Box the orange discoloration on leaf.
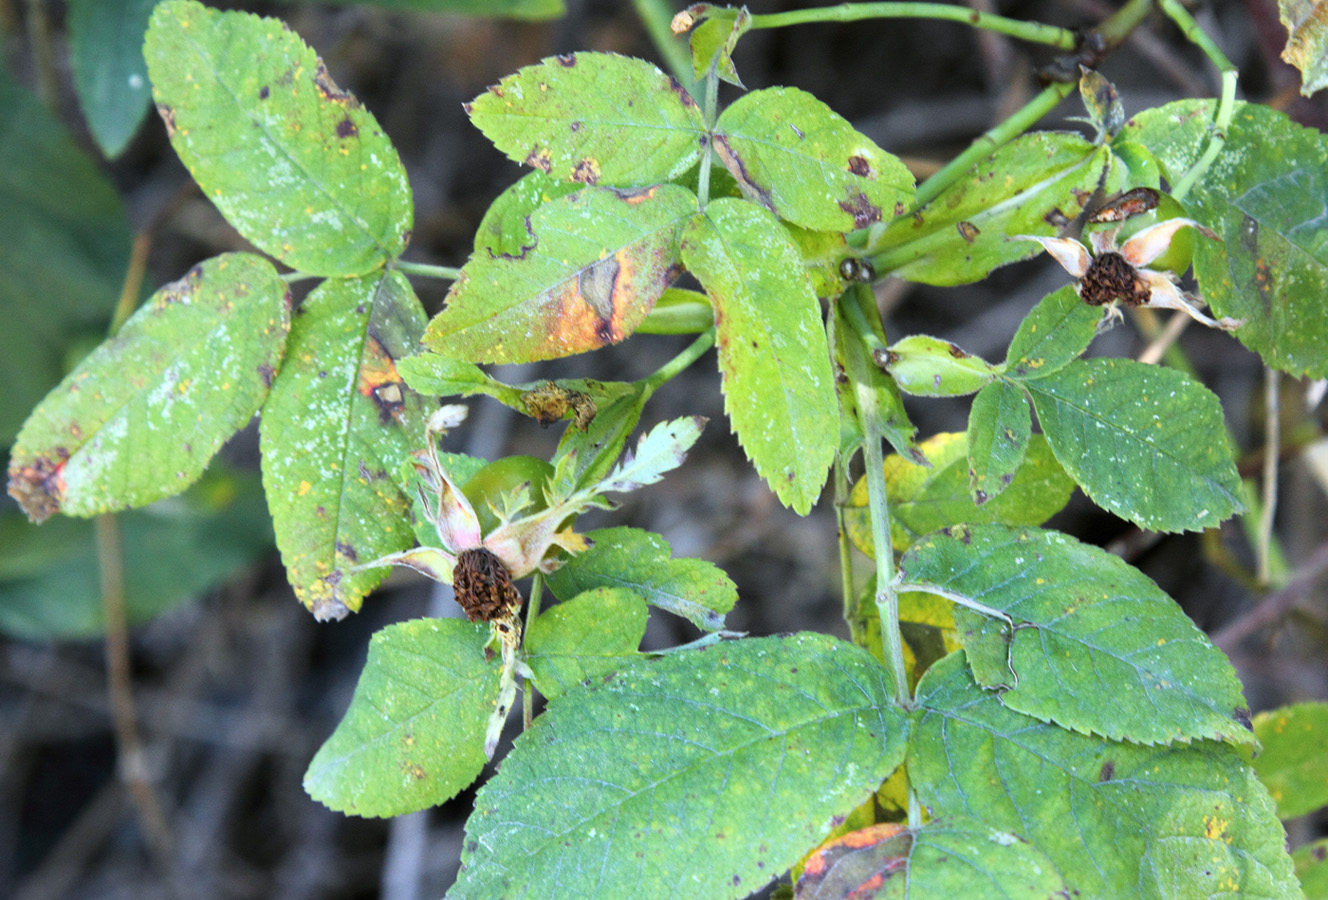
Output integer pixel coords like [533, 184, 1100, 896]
[357, 335, 408, 424]
[533, 252, 637, 354]
[797, 823, 910, 899]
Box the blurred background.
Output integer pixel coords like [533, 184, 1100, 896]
[2, 0, 1327, 897]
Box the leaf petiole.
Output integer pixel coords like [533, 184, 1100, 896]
[392, 259, 462, 281]
[641, 327, 717, 393]
[747, 3, 1077, 49]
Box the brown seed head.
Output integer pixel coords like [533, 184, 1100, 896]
[1080, 252, 1151, 307]
[453, 547, 522, 623]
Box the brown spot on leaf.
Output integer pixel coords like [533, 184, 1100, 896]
[668, 75, 697, 108]
[523, 381, 596, 430]
[1090, 187, 1159, 224]
[1044, 208, 1070, 229]
[838, 191, 882, 228]
[453, 548, 523, 623]
[712, 135, 773, 212]
[1099, 760, 1115, 782]
[462, 101, 474, 116]
[571, 157, 601, 185]
[258, 86, 270, 100]
[313, 61, 352, 103]
[157, 103, 176, 135]
[336, 117, 358, 139]
[6, 448, 70, 523]
[1081, 252, 1150, 307]
[556, 53, 577, 67]
[1234, 707, 1253, 730]
[947, 344, 970, 359]
[956, 221, 980, 243]
[847, 155, 872, 177]
[524, 147, 553, 173]
[258, 364, 276, 389]
[335, 541, 359, 563]
[1071, 188, 1092, 206]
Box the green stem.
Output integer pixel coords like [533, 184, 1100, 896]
[1258, 369, 1280, 585]
[1158, 0, 1238, 201]
[633, 0, 698, 96]
[522, 573, 544, 730]
[834, 453, 863, 643]
[840, 288, 910, 708]
[642, 327, 716, 392]
[885, 0, 1155, 216]
[749, 3, 1077, 49]
[1095, 0, 1156, 48]
[393, 260, 462, 281]
[861, 428, 909, 707]
[906, 81, 1076, 211]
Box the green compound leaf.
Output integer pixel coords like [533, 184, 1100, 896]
[1251, 702, 1328, 819]
[276, 0, 564, 19]
[144, 0, 412, 276]
[304, 618, 500, 818]
[448, 633, 907, 900]
[713, 87, 914, 232]
[966, 379, 1032, 504]
[68, 0, 156, 158]
[910, 653, 1302, 900]
[474, 170, 583, 257]
[845, 432, 1074, 555]
[1004, 285, 1101, 379]
[0, 73, 133, 445]
[901, 524, 1255, 746]
[1022, 358, 1244, 532]
[466, 52, 704, 188]
[544, 526, 736, 631]
[424, 184, 696, 364]
[794, 817, 1067, 900]
[1279, 0, 1328, 95]
[8, 254, 288, 523]
[1122, 100, 1328, 376]
[680, 198, 838, 515]
[526, 587, 648, 700]
[259, 271, 427, 621]
[0, 467, 271, 640]
[871, 135, 1111, 285]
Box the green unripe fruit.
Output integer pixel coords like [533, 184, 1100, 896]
[877, 335, 997, 397]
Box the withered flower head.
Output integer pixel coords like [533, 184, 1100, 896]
[1014, 218, 1243, 331]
